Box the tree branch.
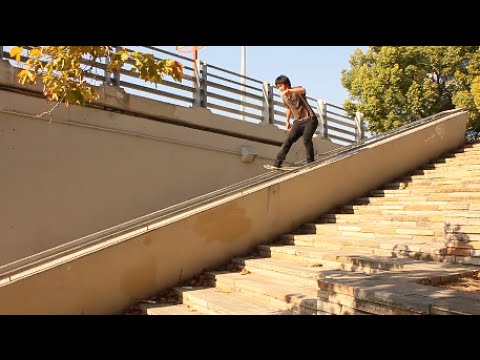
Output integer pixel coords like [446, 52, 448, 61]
[36, 100, 63, 123]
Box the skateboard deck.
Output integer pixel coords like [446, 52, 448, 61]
[263, 164, 300, 171]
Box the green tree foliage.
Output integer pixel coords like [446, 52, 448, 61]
[469, 50, 480, 123]
[9, 46, 183, 108]
[341, 46, 480, 137]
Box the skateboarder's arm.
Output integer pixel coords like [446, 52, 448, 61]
[285, 108, 292, 129]
[284, 86, 305, 96]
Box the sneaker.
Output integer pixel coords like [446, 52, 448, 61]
[273, 161, 282, 168]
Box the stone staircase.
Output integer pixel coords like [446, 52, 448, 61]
[129, 142, 480, 315]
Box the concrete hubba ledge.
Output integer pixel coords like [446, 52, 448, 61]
[0, 109, 469, 314]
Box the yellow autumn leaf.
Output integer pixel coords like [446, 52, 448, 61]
[30, 48, 42, 58]
[18, 69, 28, 78]
[120, 51, 129, 62]
[10, 46, 23, 62]
[26, 71, 36, 82]
[17, 69, 29, 84]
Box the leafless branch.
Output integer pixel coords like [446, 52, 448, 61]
[36, 100, 63, 123]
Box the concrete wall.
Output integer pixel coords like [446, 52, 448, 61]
[0, 110, 468, 314]
[0, 61, 339, 266]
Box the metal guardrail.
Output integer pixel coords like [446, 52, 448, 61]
[0, 46, 368, 145]
[0, 108, 464, 279]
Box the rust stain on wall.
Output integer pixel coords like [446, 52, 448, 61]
[194, 202, 251, 243]
[120, 252, 157, 298]
[266, 184, 279, 213]
[142, 234, 153, 246]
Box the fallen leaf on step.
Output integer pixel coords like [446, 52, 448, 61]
[138, 299, 156, 304]
[215, 289, 232, 294]
[240, 268, 251, 275]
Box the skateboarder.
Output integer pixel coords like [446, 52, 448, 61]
[270, 75, 319, 169]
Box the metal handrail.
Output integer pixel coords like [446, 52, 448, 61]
[0, 46, 364, 145]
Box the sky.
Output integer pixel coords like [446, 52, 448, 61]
[165, 46, 369, 108]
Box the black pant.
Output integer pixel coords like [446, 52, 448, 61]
[275, 118, 319, 166]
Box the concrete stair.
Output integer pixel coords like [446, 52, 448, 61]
[174, 286, 293, 315]
[139, 303, 201, 315]
[132, 141, 480, 315]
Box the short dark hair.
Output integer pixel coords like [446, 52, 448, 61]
[275, 75, 291, 87]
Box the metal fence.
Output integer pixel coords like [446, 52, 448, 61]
[0, 46, 368, 145]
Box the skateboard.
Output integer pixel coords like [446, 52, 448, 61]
[263, 164, 300, 171]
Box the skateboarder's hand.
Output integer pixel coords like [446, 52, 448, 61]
[286, 121, 291, 130]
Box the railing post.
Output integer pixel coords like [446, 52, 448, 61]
[104, 54, 111, 85]
[200, 62, 208, 108]
[240, 46, 246, 120]
[104, 46, 121, 86]
[355, 111, 365, 143]
[317, 99, 328, 138]
[112, 46, 121, 86]
[0, 46, 3, 61]
[262, 81, 274, 124]
[193, 59, 202, 107]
